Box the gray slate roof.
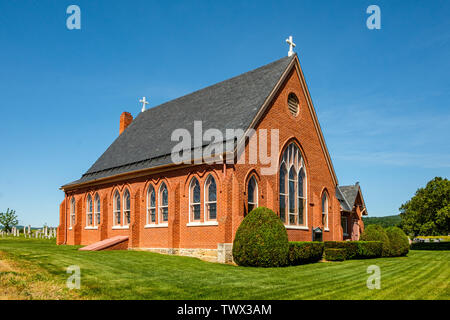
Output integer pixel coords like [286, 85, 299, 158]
[336, 186, 352, 212]
[337, 184, 367, 214]
[64, 55, 294, 187]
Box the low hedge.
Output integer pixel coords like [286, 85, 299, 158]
[288, 242, 324, 265]
[410, 242, 450, 251]
[325, 241, 383, 259]
[360, 225, 390, 256]
[325, 248, 346, 261]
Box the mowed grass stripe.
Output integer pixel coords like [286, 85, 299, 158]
[0, 238, 448, 300]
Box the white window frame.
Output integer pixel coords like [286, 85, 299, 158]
[189, 178, 201, 223]
[86, 194, 93, 227]
[113, 191, 121, 227]
[204, 175, 217, 222]
[123, 189, 131, 227]
[298, 168, 306, 226]
[288, 166, 297, 225]
[322, 193, 329, 231]
[69, 197, 75, 230]
[146, 185, 157, 225]
[247, 176, 258, 213]
[280, 143, 308, 230]
[94, 193, 100, 227]
[158, 183, 169, 226]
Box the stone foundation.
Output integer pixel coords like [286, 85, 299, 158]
[134, 243, 233, 263]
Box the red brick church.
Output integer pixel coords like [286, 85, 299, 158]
[57, 43, 367, 262]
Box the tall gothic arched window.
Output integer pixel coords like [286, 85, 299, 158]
[247, 176, 258, 214]
[205, 175, 217, 221]
[86, 194, 93, 227]
[113, 191, 121, 226]
[94, 193, 101, 226]
[322, 192, 329, 230]
[147, 185, 156, 224]
[159, 183, 169, 223]
[279, 143, 307, 226]
[70, 197, 76, 228]
[189, 178, 201, 221]
[123, 189, 131, 226]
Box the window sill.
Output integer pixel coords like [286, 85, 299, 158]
[186, 221, 218, 227]
[285, 225, 309, 230]
[68, 227, 73, 230]
[84, 226, 98, 230]
[112, 226, 129, 230]
[144, 223, 168, 228]
[324, 228, 330, 232]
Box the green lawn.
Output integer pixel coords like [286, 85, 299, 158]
[0, 238, 448, 300]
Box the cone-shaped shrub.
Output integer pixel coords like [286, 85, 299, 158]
[360, 224, 390, 256]
[385, 227, 409, 257]
[232, 207, 289, 267]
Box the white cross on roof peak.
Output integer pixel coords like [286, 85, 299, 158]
[140, 96, 149, 112]
[286, 35, 296, 57]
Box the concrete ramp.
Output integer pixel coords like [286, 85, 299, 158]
[78, 236, 129, 251]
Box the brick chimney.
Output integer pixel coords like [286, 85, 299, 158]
[119, 112, 133, 135]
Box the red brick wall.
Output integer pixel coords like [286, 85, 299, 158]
[60, 61, 344, 248]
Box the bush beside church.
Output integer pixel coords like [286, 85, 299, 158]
[232, 208, 411, 267]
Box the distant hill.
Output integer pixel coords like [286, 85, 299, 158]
[362, 215, 401, 228]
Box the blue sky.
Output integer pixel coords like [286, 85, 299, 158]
[0, 1, 449, 227]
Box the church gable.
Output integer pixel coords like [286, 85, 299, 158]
[248, 55, 338, 187]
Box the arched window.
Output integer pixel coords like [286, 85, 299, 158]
[189, 178, 201, 221]
[113, 191, 121, 226]
[86, 194, 93, 227]
[322, 193, 329, 230]
[279, 164, 287, 223]
[247, 176, 258, 213]
[298, 169, 306, 225]
[279, 143, 307, 226]
[147, 185, 156, 224]
[288, 93, 299, 116]
[123, 189, 131, 226]
[70, 197, 76, 228]
[159, 183, 168, 223]
[288, 167, 297, 224]
[205, 175, 217, 221]
[94, 194, 101, 226]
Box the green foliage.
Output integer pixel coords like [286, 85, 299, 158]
[324, 241, 383, 259]
[410, 242, 450, 250]
[0, 208, 19, 232]
[287, 242, 324, 265]
[360, 224, 390, 256]
[232, 207, 289, 267]
[385, 227, 410, 257]
[362, 215, 401, 228]
[325, 248, 346, 261]
[399, 177, 450, 237]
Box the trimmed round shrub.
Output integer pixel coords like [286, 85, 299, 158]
[385, 227, 409, 257]
[360, 225, 390, 256]
[288, 242, 324, 265]
[232, 207, 288, 267]
[325, 248, 346, 261]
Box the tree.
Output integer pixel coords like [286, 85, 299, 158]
[0, 208, 19, 232]
[399, 177, 450, 237]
